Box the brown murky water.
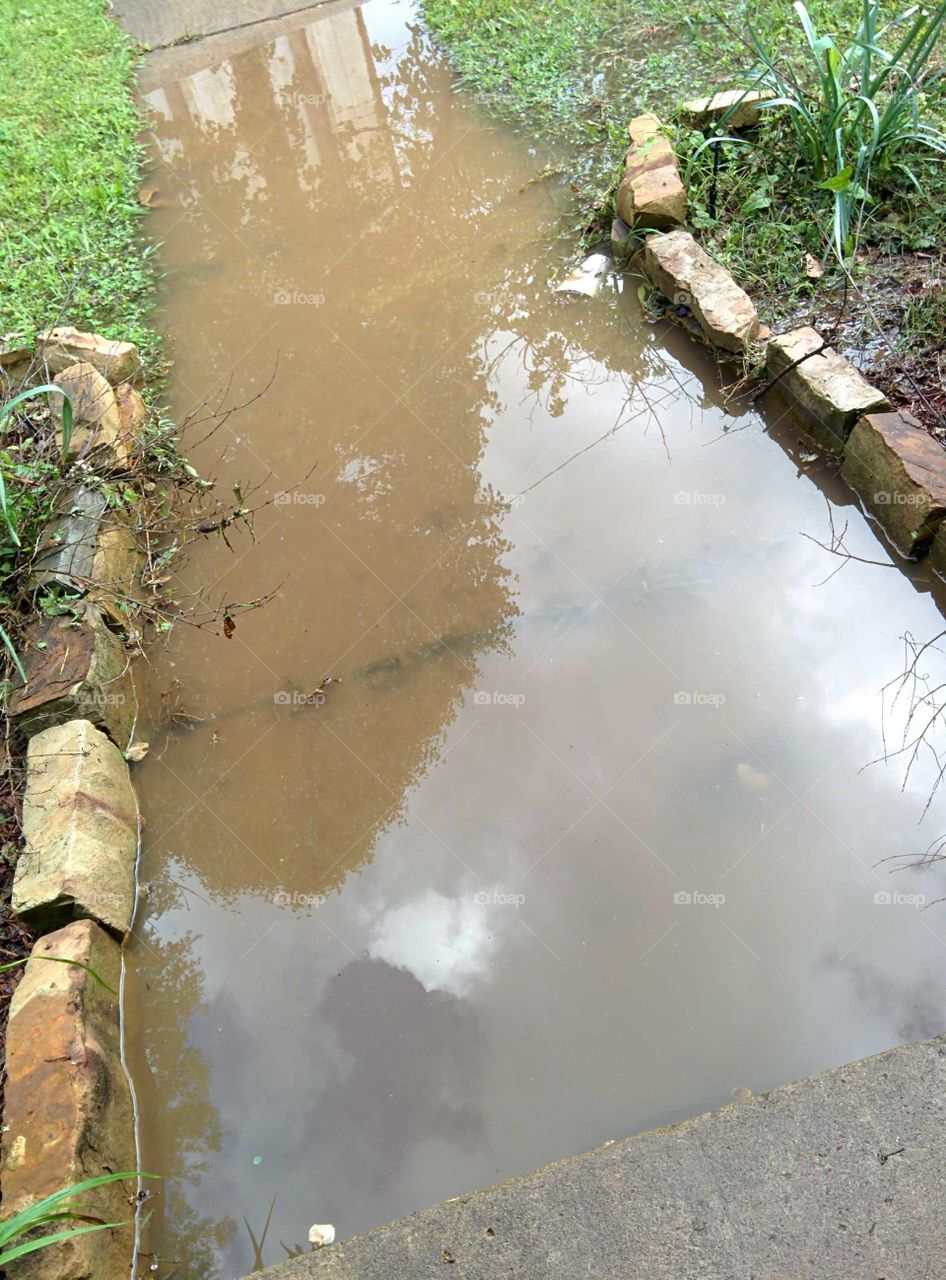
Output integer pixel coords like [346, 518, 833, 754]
[126, 2, 946, 1276]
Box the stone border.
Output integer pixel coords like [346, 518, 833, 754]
[1, 329, 149, 1280]
[611, 109, 946, 571]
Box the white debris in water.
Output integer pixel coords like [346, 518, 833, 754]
[308, 1224, 335, 1248]
[555, 252, 610, 298]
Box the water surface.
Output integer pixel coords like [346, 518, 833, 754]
[126, 3, 946, 1275]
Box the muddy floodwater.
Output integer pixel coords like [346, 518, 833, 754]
[126, 2, 946, 1275]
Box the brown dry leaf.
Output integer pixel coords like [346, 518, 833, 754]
[223, 614, 235, 639]
[137, 185, 172, 208]
[805, 253, 825, 279]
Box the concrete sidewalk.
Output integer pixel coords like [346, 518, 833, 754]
[112, 0, 344, 49]
[253, 1033, 946, 1279]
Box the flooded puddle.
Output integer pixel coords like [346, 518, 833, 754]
[126, 2, 946, 1275]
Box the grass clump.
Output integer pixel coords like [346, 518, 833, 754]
[0, 0, 156, 359]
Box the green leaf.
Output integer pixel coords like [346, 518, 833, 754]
[819, 167, 854, 192]
[740, 189, 773, 215]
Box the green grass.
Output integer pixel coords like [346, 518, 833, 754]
[0, 0, 156, 359]
[422, 0, 632, 129]
[420, 0, 906, 150]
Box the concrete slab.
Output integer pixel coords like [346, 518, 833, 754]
[252, 1033, 946, 1280]
[121, 0, 360, 94]
[113, 0, 346, 51]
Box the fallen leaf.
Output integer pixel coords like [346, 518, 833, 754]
[805, 252, 825, 279]
[124, 742, 150, 763]
[137, 185, 171, 208]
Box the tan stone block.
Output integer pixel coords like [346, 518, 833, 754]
[8, 605, 135, 747]
[36, 326, 140, 385]
[842, 410, 946, 557]
[767, 327, 889, 450]
[114, 382, 147, 437]
[34, 487, 141, 606]
[1, 921, 136, 1280]
[680, 88, 773, 130]
[51, 363, 129, 468]
[615, 115, 687, 230]
[13, 720, 138, 936]
[643, 229, 759, 351]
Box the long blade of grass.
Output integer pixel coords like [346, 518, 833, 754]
[0, 466, 19, 547]
[0, 622, 26, 682]
[0, 1173, 156, 1239]
[0, 1221, 126, 1266]
[0, 955, 117, 995]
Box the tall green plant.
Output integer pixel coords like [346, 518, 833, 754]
[748, 0, 946, 257]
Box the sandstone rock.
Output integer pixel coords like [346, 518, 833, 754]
[1, 920, 136, 1280]
[8, 605, 135, 747]
[91, 521, 141, 606]
[0, 337, 32, 368]
[34, 487, 140, 605]
[615, 115, 687, 230]
[0, 337, 32, 393]
[766, 327, 889, 450]
[680, 88, 772, 130]
[628, 112, 676, 154]
[51, 363, 129, 468]
[36, 326, 140, 385]
[928, 523, 946, 581]
[643, 229, 759, 351]
[841, 410, 946, 557]
[114, 382, 147, 436]
[13, 720, 138, 936]
[34, 486, 108, 589]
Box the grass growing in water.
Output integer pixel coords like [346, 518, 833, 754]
[0, 0, 156, 357]
[421, 0, 632, 129]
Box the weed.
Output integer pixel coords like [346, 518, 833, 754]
[745, 0, 946, 258]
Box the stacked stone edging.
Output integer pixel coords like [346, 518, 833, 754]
[613, 102, 946, 571]
[1, 329, 148, 1280]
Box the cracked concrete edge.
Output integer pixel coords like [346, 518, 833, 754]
[252, 1031, 946, 1280]
[118, 0, 359, 91]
